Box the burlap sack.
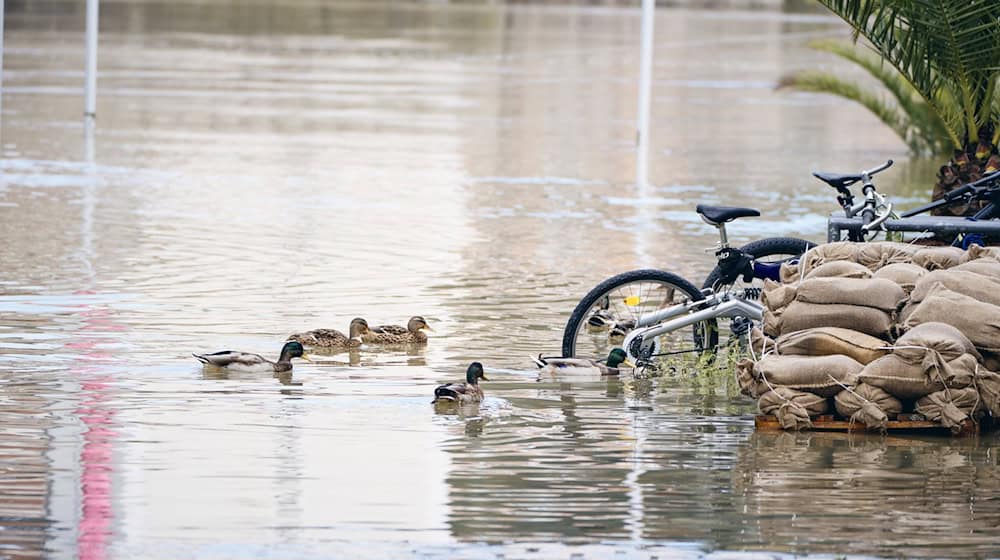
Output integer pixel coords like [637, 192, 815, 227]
[794, 277, 905, 312]
[872, 263, 926, 295]
[774, 327, 888, 365]
[803, 260, 872, 280]
[735, 357, 766, 398]
[779, 261, 800, 284]
[761, 279, 797, 311]
[952, 258, 1000, 278]
[893, 322, 979, 363]
[856, 242, 921, 271]
[754, 354, 862, 397]
[834, 383, 903, 431]
[913, 246, 965, 270]
[799, 242, 859, 278]
[899, 301, 918, 324]
[910, 269, 1000, 307]
[758, 386, 829, 431]
[959, 244, 1000, 263]
[857, 354, 945, 399]
[903, 284, 1000, 353]
[915, 387, 980, 432]
[778, 301, 894, 338]
[748, 327, 775, 360]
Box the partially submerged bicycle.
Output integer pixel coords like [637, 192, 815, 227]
[561, 205, 813, 364]
[561, 160, 1000, 365]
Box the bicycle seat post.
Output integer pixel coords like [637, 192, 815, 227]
[716, 221, 731, 250]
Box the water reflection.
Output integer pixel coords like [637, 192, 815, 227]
[2, 0, 991, 558]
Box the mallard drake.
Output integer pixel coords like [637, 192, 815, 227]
[432, 362, 488, 404]
[532, 348, 635, 377]
[366, 316, 433, 345]
[193, 341, 311, 373]
[288, 318, 371, 348]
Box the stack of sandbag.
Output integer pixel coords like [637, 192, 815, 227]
[747, 241, 1000, 432]
[762, 276, 906, 339]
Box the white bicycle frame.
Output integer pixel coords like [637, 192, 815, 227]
[621, 289, 763, 362]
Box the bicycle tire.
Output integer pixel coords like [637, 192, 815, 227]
[701, 237, 816, 290]
[700, 237, 816, 349]
[561, 269, 708, 359]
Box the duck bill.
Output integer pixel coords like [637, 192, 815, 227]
[300, 354, 313, 362]
[422, 325, 435, 332]
[623, 360, 636, 368]
[481, 375, 489, 381]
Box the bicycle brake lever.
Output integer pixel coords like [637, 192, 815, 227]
[862, 202, 893, 232]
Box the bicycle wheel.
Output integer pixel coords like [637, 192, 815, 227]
[701, 237, 816, 347]
[561, 269, 711, 361]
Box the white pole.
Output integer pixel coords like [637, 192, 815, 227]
[1, 0, 6, 126]
[635, 0, 655, 187]
[84, 0, 98, 119]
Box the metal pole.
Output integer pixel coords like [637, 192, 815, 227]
[635, 0, 655, 187]
[1, 0, 6, 127]
[84, 0, 98, 119]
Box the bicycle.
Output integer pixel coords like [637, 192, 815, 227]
[561, 205, 814, 363]
[819, 160, 1000, 245]
[561, 162, 1000, 364]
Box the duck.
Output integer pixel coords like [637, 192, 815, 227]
[431, 362, 488, 404]
[532, 348, 635, 377]
[193, 341, 311, 373]
[366, 316, 433, 345]
[288, 318, 371, 348]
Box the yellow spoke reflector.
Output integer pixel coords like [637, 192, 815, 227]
[623, 296, 641, 306]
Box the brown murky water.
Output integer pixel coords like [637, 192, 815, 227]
[1, 1, 997, 558]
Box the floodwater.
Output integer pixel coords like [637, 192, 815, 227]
[1, 1, 997, 558]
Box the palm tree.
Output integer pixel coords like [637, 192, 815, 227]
[780, 0, 1000, 215]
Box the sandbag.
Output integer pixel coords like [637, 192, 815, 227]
[777, 301, 894, 338]
[795, 277, 905, 312]
[856, 242, 921, 271]
[761, 279, 797, 311]
[912, 246, 965, 270]
[799, 242, 859, 278]
[959, 244, 1000, 263]
[872, 263, 926, 295]
[903, 284, 1000, 353]
[735, 357, 766, 398]
[748, 327, 774, 360]
[858, 351, 976, 399]
[893, 322, 979, 363]
[803, 260, 872, 280]
[758, 387, 829, 431]
[779, 261, 800, 284]
[834, 383, 903, 431]
[952, 258, 1000, 278]
[915, 387, 980, 432]
[773, 327, 888, 365]
[753, 354, 862, 397]
[910, 269, 1000, 307]
[857, 354, 945, 399]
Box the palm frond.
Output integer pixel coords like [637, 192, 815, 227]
[816, 0, 1000, 145]
[806, 39, 955, 153]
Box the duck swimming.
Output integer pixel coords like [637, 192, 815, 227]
[366, 316, 433, 345]
[288, 318, 371, 348]
[193, 341, 311, 373]
[432, 362, 488, 404]
[532, 348, 635, 377]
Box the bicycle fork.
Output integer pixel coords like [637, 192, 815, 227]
[621, 294, 763, 362]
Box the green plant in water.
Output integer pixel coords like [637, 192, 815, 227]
[780, 0, 1000, 215]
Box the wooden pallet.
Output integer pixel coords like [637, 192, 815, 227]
[754, 414, 981, 437]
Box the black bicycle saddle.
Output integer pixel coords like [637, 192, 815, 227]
[695, 205, 760, 226]
[812, 171, 862, 190]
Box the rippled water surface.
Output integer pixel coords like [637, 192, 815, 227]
[2, 1, 998, 558]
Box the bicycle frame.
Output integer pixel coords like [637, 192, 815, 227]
[622, 288, 763, 361]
